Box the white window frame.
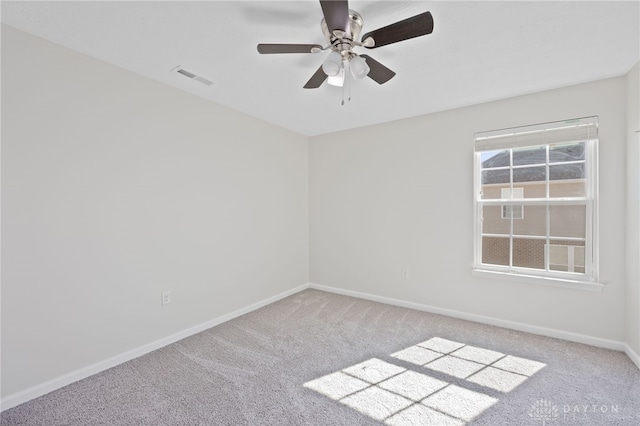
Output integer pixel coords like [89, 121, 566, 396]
[472, 117, 602, 291]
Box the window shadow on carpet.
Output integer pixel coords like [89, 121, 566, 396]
[304, 337, 546, 425]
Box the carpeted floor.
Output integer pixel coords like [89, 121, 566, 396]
[2, 289, 639, 425]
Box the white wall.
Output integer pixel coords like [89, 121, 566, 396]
[626, 62, 640, 355]
[1, 25, 308, 398]
[310, 76, 628, 342]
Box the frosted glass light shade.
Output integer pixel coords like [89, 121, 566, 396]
[350, 55, 370, 79]
[322, 51, 343, 77]
[327, 67, 345, 87]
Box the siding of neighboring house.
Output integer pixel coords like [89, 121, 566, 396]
[481, 179, 587, 272]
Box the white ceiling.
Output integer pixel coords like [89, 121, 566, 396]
[2, 1, 639, 136]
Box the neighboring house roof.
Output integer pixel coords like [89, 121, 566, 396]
[482, 144, 585, 184]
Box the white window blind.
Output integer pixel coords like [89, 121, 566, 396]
[475, 117, 598, 151]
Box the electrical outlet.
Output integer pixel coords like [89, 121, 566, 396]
[161, 291, 172, 305]
[401, 268, 410, 279]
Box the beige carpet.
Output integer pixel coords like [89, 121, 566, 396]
[2, 289, 639, 425]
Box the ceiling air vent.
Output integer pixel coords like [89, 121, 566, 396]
[172, 65, 213, 87]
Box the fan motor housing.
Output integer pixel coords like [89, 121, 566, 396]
[321, 10, 364, 56]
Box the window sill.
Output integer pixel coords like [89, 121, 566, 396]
[472, 268, 604, 292]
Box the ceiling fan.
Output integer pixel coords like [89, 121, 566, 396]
[256, 1, 434, 90]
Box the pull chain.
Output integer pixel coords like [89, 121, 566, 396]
[342, 61, 351, 106]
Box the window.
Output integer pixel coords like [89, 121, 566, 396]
[501, 205, 523, 220]
[473, 117, 598, 285]
[501, 188, 524, 219]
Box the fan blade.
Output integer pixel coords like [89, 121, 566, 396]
[303, 66, 327, 89]
[360, 55, 395, 84]
[319, 0, 349, 34]
[257, 44, 323, 54]
[361, 11, 434, 49]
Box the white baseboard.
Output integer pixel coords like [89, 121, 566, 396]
[624, 343, 640, 370]
[309, 283, 629, 353]
[1, 283, 310, 412]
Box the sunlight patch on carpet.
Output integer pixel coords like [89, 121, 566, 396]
[417, 337, 465, 354]
[467, 366, 529, 392]
[341, 386, 414, 421]
[343, 358, 406, 384]
[391, 346, 442, 365]
[426, 355, 485, 379]
[303, 371, 369, 400]
[422, 384, 498, 422]
[386, 403, 465, 426]
[304, 337, 546, 424]
[492, 355, 546, 376]
[451, 345, 505, 365]
[378, 371, 448, 401]
[392, 337, 547, 392]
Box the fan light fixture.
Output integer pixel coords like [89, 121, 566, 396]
[322, 51, 342, 76]
[349, 55, 370, 79]
[323, 54, 370, 87]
